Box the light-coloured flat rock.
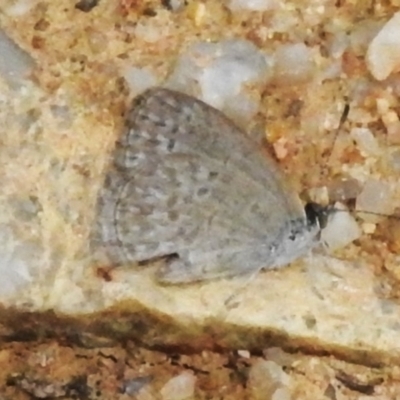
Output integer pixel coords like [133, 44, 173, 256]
[1, 0, 400, 371]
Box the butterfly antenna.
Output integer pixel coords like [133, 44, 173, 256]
[350, 208, 400, 221]
[324, 101, 350, 166]
[325, 204, 400, 225]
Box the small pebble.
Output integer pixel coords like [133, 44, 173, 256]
[160, 371, 196, 400]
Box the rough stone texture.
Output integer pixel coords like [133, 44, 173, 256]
[1, 341, 398, 399]
[1, 2, 400, 397]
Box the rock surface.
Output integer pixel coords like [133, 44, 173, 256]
[1, 2, 400, 394]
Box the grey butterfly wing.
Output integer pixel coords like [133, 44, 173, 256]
[92, 88, 307, 282]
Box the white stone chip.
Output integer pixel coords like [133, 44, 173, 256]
[248, 360, 291, 400]
[356, 180, 394, 222]
[321, 205, 362, 251]
[0, 29, 35, 88]
[238, 349, 251, 358]
[0, 225, 34, 297]
[226, 0, 279, 12]
[122, 66, 158, 95]
[350, 127, 381, 157]
[160, 371, 196, 400]
[366, 12, 400, 81]
[273, 43, 315, 84]
[166, 39, 272, 124]
[3, 0, 37, 16]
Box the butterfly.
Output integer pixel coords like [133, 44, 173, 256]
[91, 88, 324, 284]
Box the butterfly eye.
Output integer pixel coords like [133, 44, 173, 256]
[304, 202, 331, 230]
